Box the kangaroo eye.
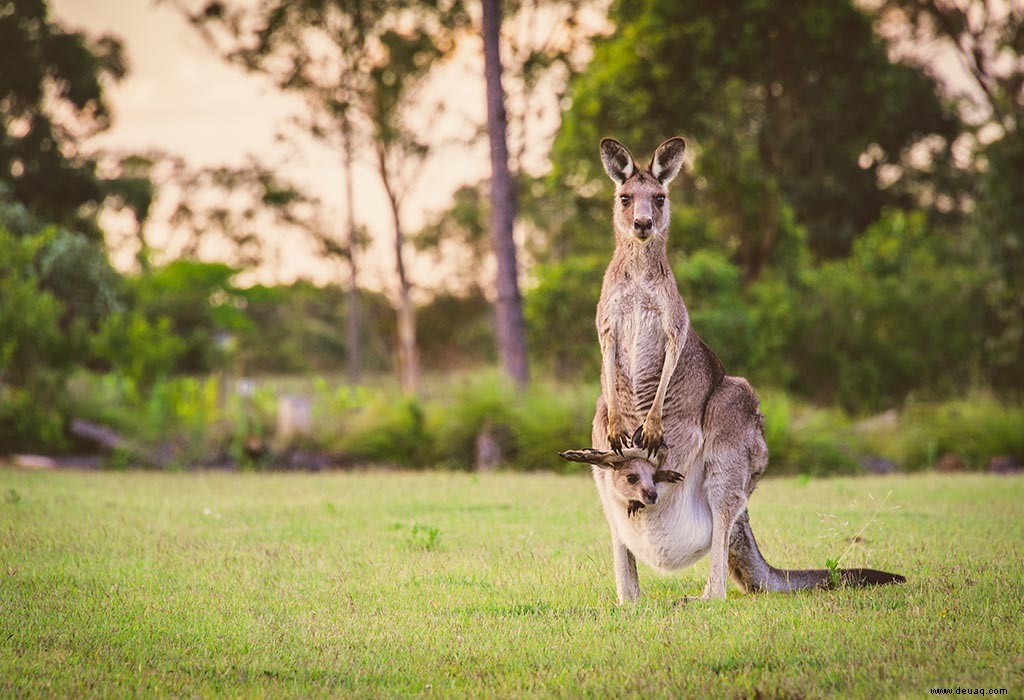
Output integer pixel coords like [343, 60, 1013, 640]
[626, 474, 639, 484]
[654, 195, 666, 207]
[619, 195, 632, 206]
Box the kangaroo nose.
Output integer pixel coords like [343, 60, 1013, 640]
[642, 488, 657, 504]
[633, 217, 653, 234]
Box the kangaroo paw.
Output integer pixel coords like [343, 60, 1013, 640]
[608, 425, 631, 455]
[632, 423, 665, 458]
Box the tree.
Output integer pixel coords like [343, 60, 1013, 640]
[176, 0, 370, 383]
[551, 0, 956, 278]
[482, 0, 529, 387]
[877, 0, 1024, 392]
[0, 0, 126, 235]
[178, 0, 469, 393]
[0, 226, 74, 449]
[413, 1, 600, 381]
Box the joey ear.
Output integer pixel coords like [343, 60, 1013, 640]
[650, 137, 686, 184]
[559, 448, 617, 468]
[600, 138, 637, 184]
[654, 470, 684, 483]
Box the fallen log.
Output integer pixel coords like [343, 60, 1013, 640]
[70, 419, 175, 468]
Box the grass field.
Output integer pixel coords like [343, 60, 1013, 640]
[1, 468, 1022, 698]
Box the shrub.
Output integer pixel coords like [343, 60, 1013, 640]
[672, 249, 757, 375]
[509, 380, 597, 473]
[785, 210, 984, 412]
[337, 394, 432, 468]
[0, 228, 83, 451]
[759, 391, 861, 476]
[427, 370, 517, 469]
[524, 255, 604, 379]
[857, 395, 1024, 471]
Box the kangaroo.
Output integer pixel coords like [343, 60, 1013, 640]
[560, 137, 905, 603]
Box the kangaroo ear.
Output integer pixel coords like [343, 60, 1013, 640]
[650, 137, 686, 184]
[654, 470, 684, 483]
[559, 448, 617, 469]
[600, 138, 637, 185]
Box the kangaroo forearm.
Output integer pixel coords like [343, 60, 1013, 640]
[647, 334, 683, 425]
[600, 336, 620, 421]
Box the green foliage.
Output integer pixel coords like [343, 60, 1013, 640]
[552, 0, 955, 268]
[337, 395, 432, 468]
[857, 396, 1024, 472]
[788, 210, 983, 411]
[972, 135, 1024, 393]
[0, 0, 125, 232]
[0, 227, 77, 450]
[671, 250, 756, 374]
[416, 292, 495, 370]
[524, 254, 604, 378]
[405, 522, 442, 551]
[825, 557, 841, 588]
[239, 283, 394, 375]
[0, 229, 70, 383]
[70, 372, 279, 467]
[758, 391, 861, 476]
[130, 260, 248, 373]
[0, 223, 127, 451]
[508, 380, 597, 474]
[428, 370, 518, 469]
[34, 227, 124, 327]
[92, 312, 184, 390]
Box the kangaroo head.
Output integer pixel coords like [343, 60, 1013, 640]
[599, 137, 686, 244]
[559, 446, 684, 515]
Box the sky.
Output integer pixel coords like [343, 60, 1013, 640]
[49, 0, 495, 291]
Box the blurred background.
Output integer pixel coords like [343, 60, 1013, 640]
[1, 0, 1021, 474]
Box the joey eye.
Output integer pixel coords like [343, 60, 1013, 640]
[654, 194, 666, 207]
[619, 195, 632, 206]
[626, 474, 639, 484]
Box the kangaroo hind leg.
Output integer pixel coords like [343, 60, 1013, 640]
[700, 454, 749, 600]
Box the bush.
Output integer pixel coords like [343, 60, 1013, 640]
[92, 312, 185, 391]
[785, 210, 984, 412]
[758, 391, 862, 476]
[672, 249, 757, 375]
[337, 395, 432, 468]
[524, 255, 604, 379]
[131, 260, 249, 373]
[427, 370, 518, 469]
[0, 227, 83, 451]
[509, 380, 597, 473]
[857, 395, 1024, 471]
[417, 292, 495, 371]
[58, 366, 1024, 475]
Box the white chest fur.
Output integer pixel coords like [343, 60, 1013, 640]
[597, 466, 713, 573]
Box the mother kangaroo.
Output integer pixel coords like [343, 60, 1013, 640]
[560, 137, 904, 603]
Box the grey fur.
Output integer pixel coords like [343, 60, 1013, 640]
[564, 137, 905, 604]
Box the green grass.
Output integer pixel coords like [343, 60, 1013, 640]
[1, 469, 1021, 698]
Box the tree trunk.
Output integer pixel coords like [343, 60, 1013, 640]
[341, 114, 362, 384]
[377, 146, 419, 394]
[481, 0, 529, 388]
[744, 81, 782, 283]
[392, 211, 419, 395]
[135, 220, 151, 273]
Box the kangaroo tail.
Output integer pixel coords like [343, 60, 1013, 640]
[727, 510, 906, 593]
